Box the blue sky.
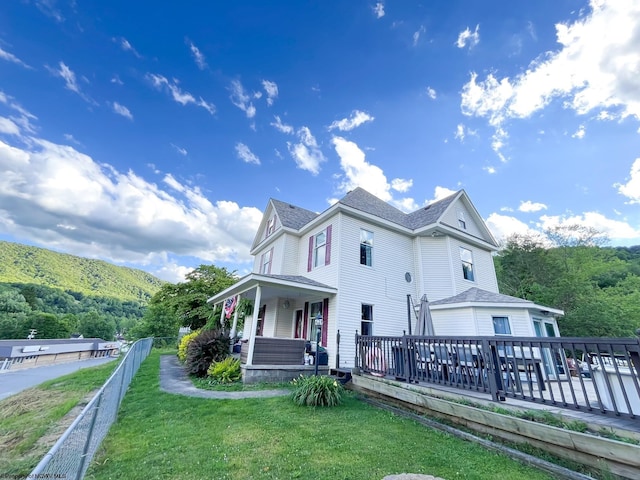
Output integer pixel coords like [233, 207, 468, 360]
[1, 0, 639, 282]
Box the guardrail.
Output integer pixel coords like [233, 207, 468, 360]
[356, 334, 640, 420]
[29, 337, 154, 480]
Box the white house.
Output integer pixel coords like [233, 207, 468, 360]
[207, 187, 562, 373]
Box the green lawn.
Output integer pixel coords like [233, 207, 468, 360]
[86, 351, 556, 480]
[0, 359, 119, 477]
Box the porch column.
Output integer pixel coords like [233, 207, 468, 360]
[218, 302, 225, 327]
[246, 284, 261, 366]
[230, 299, 240, 339]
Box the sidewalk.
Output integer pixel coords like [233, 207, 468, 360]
[159, 354, 290, 399]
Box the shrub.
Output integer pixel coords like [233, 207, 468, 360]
[178, 330, 200, 362]
[185, 329, 230, 377]
[207, 356, 242, 383]
[291, 375, 343, 407]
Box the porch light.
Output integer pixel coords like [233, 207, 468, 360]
[314, 313, 323, 376]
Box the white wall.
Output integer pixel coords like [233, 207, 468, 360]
[447, 237, 499, 295]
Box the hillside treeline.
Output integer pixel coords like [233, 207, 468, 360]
[494, 228, 640, 338]
[0, 241, 164, 302]
[0, 283, 148, 340]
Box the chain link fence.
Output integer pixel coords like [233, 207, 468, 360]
[29, 337, 154, 480]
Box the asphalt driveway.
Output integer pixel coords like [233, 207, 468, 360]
[0, 356, 117, 401]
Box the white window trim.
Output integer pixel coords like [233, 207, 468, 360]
[360, 229, 373, 267]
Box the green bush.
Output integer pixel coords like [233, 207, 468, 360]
[178, 330, 200, 362]
[207, 356, 242, 383]
[291, 375, 343, 407]
[185, 329, 230, 377]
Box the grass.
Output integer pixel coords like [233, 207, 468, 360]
[0, 359, 120, 477]
[86, 350, 557, 480]
[190, 375, 292, 392]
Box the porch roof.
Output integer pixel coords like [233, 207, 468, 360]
[207, 273, 337, 306]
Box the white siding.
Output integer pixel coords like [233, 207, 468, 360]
[274, 300, 296, 337]
[473, 307, 532, 337]
[441, 198, 485, 239]
[280, 233, 299, 275]
[296, 216, 339, 287]
[334, 213, 417, 369]
[418, 236, 455, 301]
[430, 307, 477, 335]
[448, 237, 499, 295]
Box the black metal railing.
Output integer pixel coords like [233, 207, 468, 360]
[356, 333, 640, 420]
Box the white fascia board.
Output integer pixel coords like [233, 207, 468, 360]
[430, 302, 563, 316]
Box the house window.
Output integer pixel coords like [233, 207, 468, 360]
[361, 304, 373, 335]
[266, 216, 276, 237]
[260, 249, 272, 274]
[314, 231, 326, 267]
[307, 225, 332, 271]
[360, 229, 373, 266]
[492, 316, 512, 335]
[460, 247, 475, 281]
[309, 301, 323, 342]
[458, 210, 466, 230]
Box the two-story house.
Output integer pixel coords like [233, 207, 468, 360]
[207, 187, 562, 377]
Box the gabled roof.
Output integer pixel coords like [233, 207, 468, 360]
[271, 199, 319, 229]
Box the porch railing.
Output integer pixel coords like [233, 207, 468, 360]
[355, 334, 640, 420]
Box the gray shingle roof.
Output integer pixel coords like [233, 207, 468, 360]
[338, 187, 461, 229]
[271, 199, 319, 229]
[430, 287, 534, 306]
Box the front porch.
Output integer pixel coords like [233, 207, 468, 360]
[208, 273, 338, 383]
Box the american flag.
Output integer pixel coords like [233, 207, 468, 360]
[224, 296, 238, 319]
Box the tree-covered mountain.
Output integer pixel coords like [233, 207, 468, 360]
[0, 241, 166, 340]
[0, 241, 164, 302]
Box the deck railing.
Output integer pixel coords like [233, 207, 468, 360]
[356, 334, 640, 420]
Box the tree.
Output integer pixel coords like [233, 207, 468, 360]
[78, 311, 116, 340]
[150, 265, 238, 329]
[128, 303, 179, 339]
[28, 312, 71, 339]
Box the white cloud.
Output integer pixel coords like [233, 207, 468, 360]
[373, 2, 385, 18]
[431, 186, 458, 202]
[454, 124, 465, 141]
[0, 46, 32, 69]
[572, 124, 586, 139]
[112, 102, 133, 120]
[270, 115, 294, 134]
[262, 80, 278, 106]
[63, 133, 82, 146]
[48, 62, 95, 104]
[0, 135, 263, 273]
[153, 262, 194, 283]
[115, 37, 141, 58]
[486, 213, 538, 243]
[615, 158, 640, 204]
[328, 110, 375, 131]
[391, 178, 412, 193]
[229, 80, 256, 118]
[187, 40, 207, 70]
[456, 24, 480, 49]
[483, 166, 496, 174]
[0, 117, 20, 135]
[147, 73, 215, 114]
[519, 200, 548, 213]
[538, 212, 640, 241]
[413, 26, 426, 46]
[288, 127, 326, 174]
[461, 2, 640, 160]
[111, 75, 123, 85]
[235, 142, 261, 165]
[332, 136, 392, 201]
[170, 143, 187, 156]
[426, 87, 437, 100]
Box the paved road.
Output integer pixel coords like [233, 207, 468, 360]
[0, 357, 117, 401]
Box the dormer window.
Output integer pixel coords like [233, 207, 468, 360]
[458, 210, 466, 230]
[266, 216, 276, 238]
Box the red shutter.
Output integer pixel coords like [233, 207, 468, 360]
[303, 302, 309, 339]
[307, 236, 313, 272]
[325, 225, 332, 265]
[321, 298, 329, 346]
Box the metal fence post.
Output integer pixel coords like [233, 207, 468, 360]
[402, 334, 410, 384]
[75, 391, 103, 480]
[482, 338, 504, 402]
